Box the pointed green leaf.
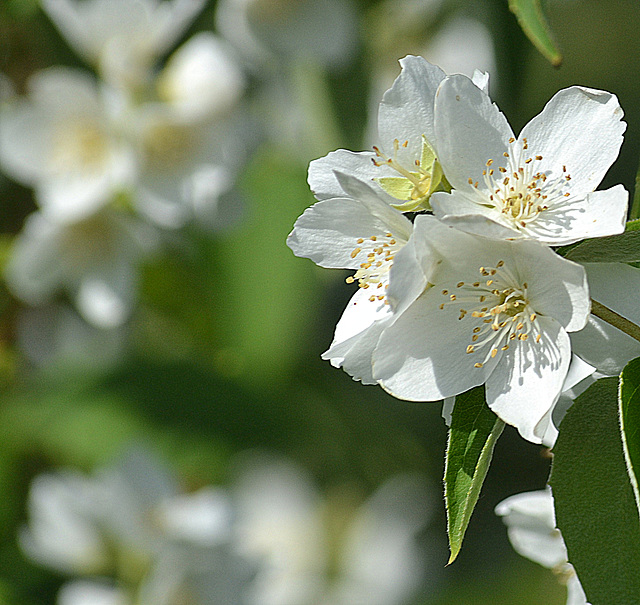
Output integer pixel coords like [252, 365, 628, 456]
[564, 228, 640, 263]
[508, 0, 562, 66]
[550, 378, 640, 603]
[444, 387, 505, 563]
[620, 356, 640, 512]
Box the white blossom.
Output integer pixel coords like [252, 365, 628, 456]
[308, 55, 488, 212]
[5, 210, 155, 328]
[496, 489, 589, 605]
[430, 75, 628, 245]
[372, 216, 590, 443]
[41, 0, 206, 90]
[0, 68, 134, 223]
[287, 173, 413, 383]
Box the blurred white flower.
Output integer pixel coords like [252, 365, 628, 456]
[216, 0, 357, 70]
[5, 209, 155, 328]
[41, 0, 206, 90]
[20, 472, 111, 576]
[0, 68, 135, 224]
[233, 453, 433, 605]
[130, 33, 246, 228]
[495, 489, 589, 605]
[57, 580, 130, 605]
[16, 304, 126, 369]
[420, 15, 496, 80]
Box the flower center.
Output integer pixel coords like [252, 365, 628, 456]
[51, 120, 109, 173]
[372, 137, 449, 212]
[469, 137, 573, 230]
[347, 232, 403, 303]
[439, 260, 543, 367]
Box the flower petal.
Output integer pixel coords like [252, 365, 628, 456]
[486, 318, 571, 444]
[570, 262, 640, 375]
[434, 74, 513, 193]
[322, 288, 392, 384]
[373, 287, 498, 401]
[287, 176, 412, 269]
[377, 56, 445, 154]
[510, 240, 589, 332]
[525, 185, 627, 245]
[308, 149, 395, 202]
[519, 86, 626, 197]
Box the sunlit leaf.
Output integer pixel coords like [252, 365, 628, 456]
[550, 378, 640, 603]
[509, 0, 562, 66]
[620, 356, 640, 511]
[444, 387, 505, 563]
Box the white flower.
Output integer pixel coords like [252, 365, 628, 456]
[287, 173, 414, 383]
[41, 0, 206, 90]
[373, 216, 590, 444]
[130, 33, 246, 228]
[0, 68, 134, 223]
[570, 262, 640, 376]
[430, 75, 628, 245]
[495, 489, 589, 605]
[308, 56, 488, 212]
[57, 581, 130, 605]
[155, 32, 246, 124]
[19, 472, 111, 575]
[319, 474, 432, 605]
[5, 209, 155, 328]
[215, 0, 357, 70]
[233, 454, 433, 605]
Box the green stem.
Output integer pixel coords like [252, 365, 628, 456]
[591, 299, 640, 344]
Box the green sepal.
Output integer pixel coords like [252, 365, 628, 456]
[444, 387, 505, 564]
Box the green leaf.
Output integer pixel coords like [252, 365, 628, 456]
[564, 228, 640, 263]
[550, 378, 640, 603]
[620, 356, 640, 512]
[508, 0, 562, 66]
[444, 387, 505, 563]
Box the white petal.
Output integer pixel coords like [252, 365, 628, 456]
[519, 86, 626, 197]
[57, 581, 129, 605]
[571, 262, 640, 375]
[434, 74, 513, 193]
[486, 318, 571, 444]
[75, 269, 134, 329]
[322, 288, 392, 384]
[510, 240, 589, 332]
[495, 488, 568, 569]
[377, 56, 445, 154]
[287, 180, 412, 269]
[155, 487, 233, 545]
[157, 33, 245, 122]
[430, 190, 522, 239]
[374, 287, 497, 401]
[308, 149, 395, 202]
[151, 0, 208, 54]
[4, 214, 64, 304]
[566, 572, 589, 605]
[525, 185, 628, 245]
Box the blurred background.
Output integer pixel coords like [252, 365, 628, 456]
[1, 0, 639, 603]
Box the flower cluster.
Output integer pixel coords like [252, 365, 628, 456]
[289, 55, 631, 446]
[22, 449, 433, 605]
[1, 0, 246, 330]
